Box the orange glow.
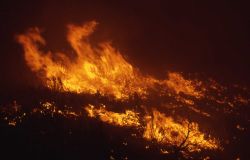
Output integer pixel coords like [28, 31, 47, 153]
[15, 21, 250, 156]
[32, 101, 80, 119]
[85, 105, 219, 152]
[17, 21, 204, 100]
[165, 72, 204, 98]
[143, 109, 219, 152]
[17, 21, 148, 99]
[85, 104, 140, 127]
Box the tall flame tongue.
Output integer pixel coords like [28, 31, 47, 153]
[16, 21, 203, 100]
[17, 21, 142, 99]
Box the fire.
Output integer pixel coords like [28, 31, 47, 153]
[165, 72, 204, 98]
[17, 21, 203, 100]
[34, 101, 80, 119]
[85, 104, 140, 127]
[85, 105, 219, 152]
[17, 21, 147, 99]
[143, 109, 218, 152]
[15, 20, 250, 157]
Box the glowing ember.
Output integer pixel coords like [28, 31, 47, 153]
[0, 101, 26, 126]
[32, 101, 80, 119]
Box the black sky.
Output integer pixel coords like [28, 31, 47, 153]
[1, 0, 250, 92]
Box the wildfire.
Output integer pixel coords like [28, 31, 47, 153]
[85, 104, 140, 127]
[16, 21, 204, 100]
[14, 21, 250, 158]
[143, 109, 218, 152]
[85, 105, 219, 152]
[165, 72, 204, 98]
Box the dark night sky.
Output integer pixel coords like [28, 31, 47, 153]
[0, 0, 250, 92]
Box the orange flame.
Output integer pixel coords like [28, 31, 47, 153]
[16, 21, 250, 154]
[143, 109, 219, 152]
[17, 21, 204, 100]
[85, 105, 219, 152]
[85, 104, 140, 127]
[166, 72, 204, 98]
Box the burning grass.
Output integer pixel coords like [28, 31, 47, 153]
[0, 21, 247, 159]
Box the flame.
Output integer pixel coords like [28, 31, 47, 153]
[17, 21, 148, 99]
[85, 104, 140, 127]
[165, 72, 204, 98]
[17, 21, 204, 100]
[143, 109, 219, 152]
[85, 105, 219, 152]
[15, 21, 250, 156]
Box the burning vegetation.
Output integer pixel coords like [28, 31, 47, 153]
[16, 21, 207, 100]
[85, 104, 140, 127]
[0, 21, 249, 159]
